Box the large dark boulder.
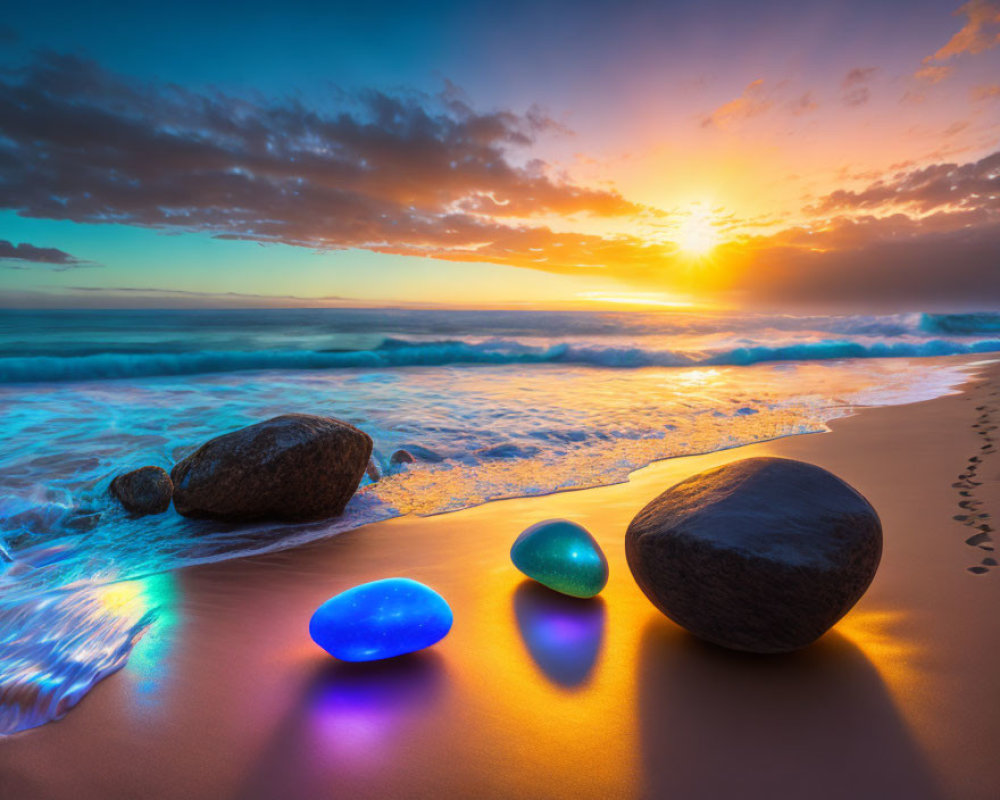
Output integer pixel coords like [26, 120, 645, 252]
[109, 466, 173, 516]
[171, 414, 372, 522]
[625, 457, 882, 653]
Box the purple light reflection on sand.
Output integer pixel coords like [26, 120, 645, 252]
[513, 581, 606, 689]
[306, 654, 445, 769]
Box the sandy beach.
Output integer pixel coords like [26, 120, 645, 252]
[2, 360, 999, 799]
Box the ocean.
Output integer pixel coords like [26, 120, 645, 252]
[1, 306, 999, 733]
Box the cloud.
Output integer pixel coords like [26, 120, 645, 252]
[787, 92, 818, 116]
[926, 0, 1000, 63]
[0, 52, 650, 274]
[842, 67, 878, 88]
[709, 217, 1000, 309]
[59, 286, 357, 308]
[972, 84, 1000, 100]
[701, 80, 818, 126]
[67, 286, 351, 300]
[693, 148, 1000, 309]
[0, 286, 359, 310]
[842, 87, 871, 107]
[700, 79, 773, 128]
[913, 65, 955, 84]
[0, 240, 96, 269]
[840, 68, 879, 107]
[807, 149, 1000, 215]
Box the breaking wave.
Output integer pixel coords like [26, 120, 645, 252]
[919, 312, 1000, 335]
[3, 335, 1000, 383]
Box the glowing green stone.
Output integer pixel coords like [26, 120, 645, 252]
[510, 519, 609, 598]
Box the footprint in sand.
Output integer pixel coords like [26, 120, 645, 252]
[955, 385, 998, 574]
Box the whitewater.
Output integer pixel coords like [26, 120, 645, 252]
[1, 306, 999, 733]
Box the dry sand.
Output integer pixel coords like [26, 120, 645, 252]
[2, 361, 999, 799]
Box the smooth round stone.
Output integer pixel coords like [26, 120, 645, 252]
[625, 457, 882, 653]
[511, 519, 609, 598]
[309, 578, 453, 662]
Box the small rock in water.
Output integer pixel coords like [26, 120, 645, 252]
[391, 444, 444, 464]
[309, 578, 453, 661]
[109, 466, 173, 516]
[626, 457, 882, 653]
[365, 456, 382, 483]
[389, 449, 416, 465]
[511, 519, 609, 598]
[171, 414, 372, 522]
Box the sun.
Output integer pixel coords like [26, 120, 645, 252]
[675, 204, 721, 256]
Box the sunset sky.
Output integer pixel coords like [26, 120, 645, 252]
[1, 0, 998, 310]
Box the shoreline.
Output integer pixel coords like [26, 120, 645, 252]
[2, 360, 999, 798]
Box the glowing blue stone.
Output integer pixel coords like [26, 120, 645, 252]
[309, 578, 453, 662]
[511, 519, 609, 598]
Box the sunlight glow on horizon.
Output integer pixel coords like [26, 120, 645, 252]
[575, 291, 702, 309]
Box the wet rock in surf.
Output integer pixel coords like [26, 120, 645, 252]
[109, 466, 173, 516]
[390, 445, 443, 465]
[390, 449, 415, 465]
[511, 519, 609, 598]
[171, 414, 372, 522]
[365, 456, 382, 483]
[625, 457, 882, 653]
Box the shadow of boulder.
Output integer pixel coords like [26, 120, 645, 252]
[637, 621, 942, 799]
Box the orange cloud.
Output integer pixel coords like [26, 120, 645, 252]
[913, 65, 955, 84]
[700, 79, 772, 129]
[926, 0, 1000, 62]
[972, 84, 1000, 100]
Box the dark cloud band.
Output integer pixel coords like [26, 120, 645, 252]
[0, 239, 94, 269]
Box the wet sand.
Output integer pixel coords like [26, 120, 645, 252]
[2, 362, 1000, 799]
